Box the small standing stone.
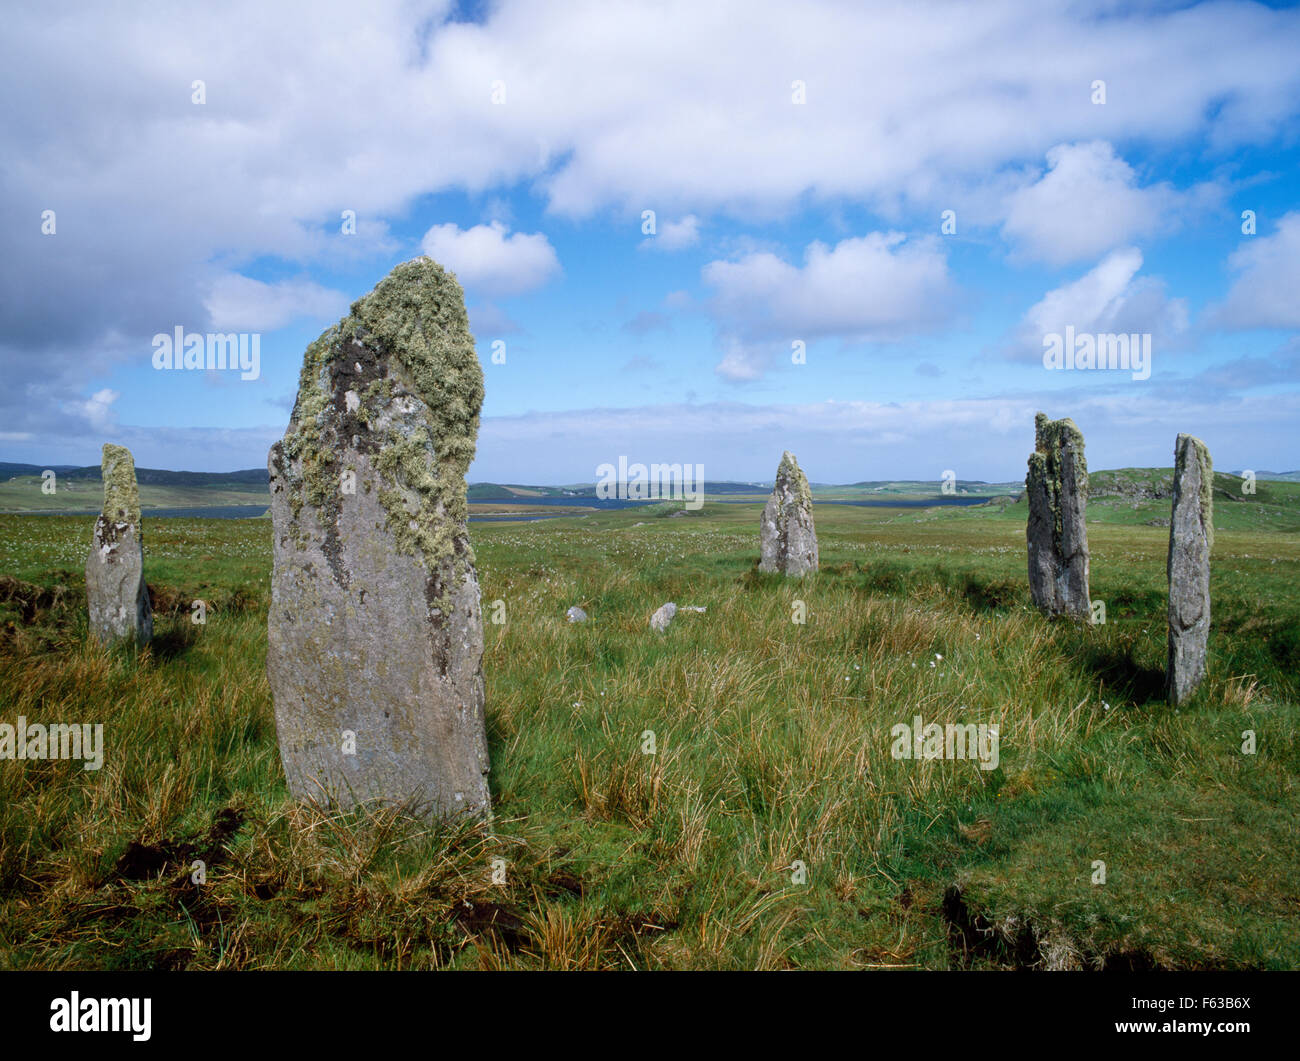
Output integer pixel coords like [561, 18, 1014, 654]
[1025, 413, 1090, 619]
[85, 443, 152, 645]
[566, 606, 588, 623]
[649, 602, 677, 632]
[266, 257, 491, 821]
[759, 451, 818, 577]
[1166, 434, 1213, 705]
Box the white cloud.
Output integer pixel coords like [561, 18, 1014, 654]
[204, 274, 350, 331]
[706, 232, 951, 340]
[420, 221, 561, 296]
[643, 215, 700, 251]
[67, 388, 118, 430]
[1001, 142, 1188, 265]
[474, 390, 1300, 484]
[1017, 247, 1188, 354]
[2, 0, 1299, 452]
[1207, 211, 1300, 329]
[703, 232, 953, 379]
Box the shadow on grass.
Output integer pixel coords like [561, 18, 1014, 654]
[147, 621, 201, 661]
[1070, 642, 1166, 703]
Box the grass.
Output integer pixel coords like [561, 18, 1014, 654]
[0, 496, 1296, 970]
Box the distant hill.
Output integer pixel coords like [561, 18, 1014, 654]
[468, 479, 765, 499]
[2, 460, 1297, 521]
[1228, 470, 1300, 482]
[970, 467, 1300, 533]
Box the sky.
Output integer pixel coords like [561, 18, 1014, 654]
[2, 0, 1298, 485]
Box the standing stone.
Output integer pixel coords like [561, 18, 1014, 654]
[649, 602, 677, 633]
[758, 451, 818, 576]
[1166, 434, 1213, 705]
[267, 257, 491, 821]
[85, 443, 152, 645]
[1025, 413, 1090, 619]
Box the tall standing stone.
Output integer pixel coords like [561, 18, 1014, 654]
[759, 451, 818, 577]
[267, 257, 491, 821]
[1166, 434, 1213, 705]
[1026, 413, 1090, 619]
[85, 443, 152, 645]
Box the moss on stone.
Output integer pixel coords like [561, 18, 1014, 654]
[778, 450, 813, 510]
[1031, 413, 1088, 540]
[101, 443, 141, 527]
[280, 257, 484, 579]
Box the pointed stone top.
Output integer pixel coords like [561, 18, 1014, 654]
[1175, 433, 1214, 551]
[101, 443, 140, 526]
[775, 450, 811, 507]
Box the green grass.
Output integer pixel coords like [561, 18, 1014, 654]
[0, 475, 271, 513]
[0, 498, 1296, 970]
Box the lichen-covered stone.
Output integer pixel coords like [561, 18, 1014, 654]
[85, 443, 152, 645]
[758, 451, 818, 577]
[1026, 413, 1090, 619]
[267, 257, 490, 821]
[1166, 434, 1213, 705]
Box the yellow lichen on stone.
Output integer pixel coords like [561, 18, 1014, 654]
[101, 443, 141, 526]
[282, 257, 484, 577]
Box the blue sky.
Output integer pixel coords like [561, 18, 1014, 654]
[2, 0, 1298, 484]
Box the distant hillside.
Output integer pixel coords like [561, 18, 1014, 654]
[2, 460, 1297, 524]
[1228, 469, 1300, 482]
[836, 479, 1022, 497]
[468, 480, 765, 499]
[964, 467, 1300, 533]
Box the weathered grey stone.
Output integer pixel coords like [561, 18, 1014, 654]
[758, 451, 818, 576]
[85, 443, 152, 645]
[1166, 434, 1213, 705]
[1025, 413, 1090, 619]
[649, 602, 677, 632]
[566, 606, 588, 623]
[266, 257, 491, 821]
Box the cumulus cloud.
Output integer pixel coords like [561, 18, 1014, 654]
[703, 232, 953, 379]
[1015, 247, 1188, 357]
[1001, 142, 1196, 265]
[2, 0, 1299, 465]
[1206, 211, 1300, 329]
[204, 274, 350, 332]
[706, 233, 951, 340]
[420, 221, 561, 296]
[70, 388, 119, 430]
